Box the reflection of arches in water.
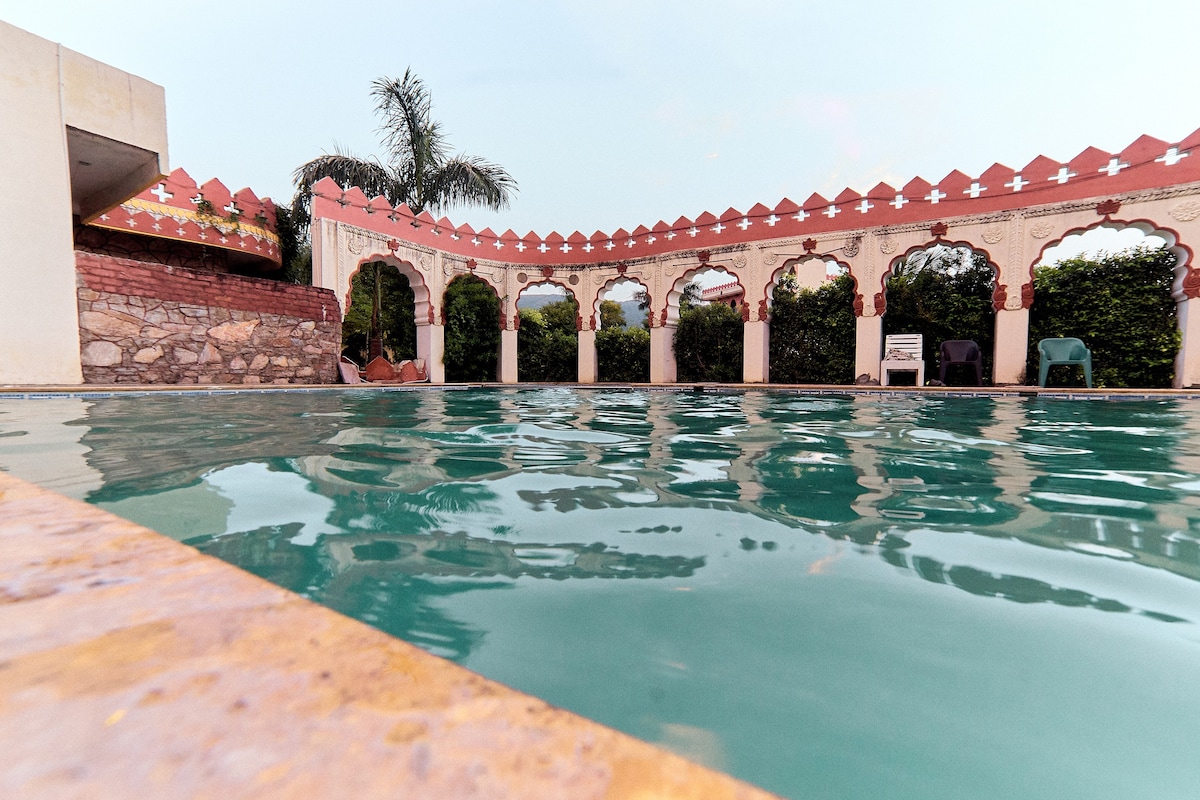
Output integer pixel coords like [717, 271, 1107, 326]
[324, 530, 705, 581]
[877, 535, 1188, 623]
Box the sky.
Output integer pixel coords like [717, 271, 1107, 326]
[4, 0, 1197, 244]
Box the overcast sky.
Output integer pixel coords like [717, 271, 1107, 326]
[5, 1, 1197, 242]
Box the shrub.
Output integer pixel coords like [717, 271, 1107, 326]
[1027, 246, 1178, 388]
[674, 302, 744, 382]
[769, 273, 856, 384]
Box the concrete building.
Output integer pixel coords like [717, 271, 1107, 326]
[0, 20, 168, 384]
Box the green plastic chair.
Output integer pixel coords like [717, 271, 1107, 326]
[1038, 338, 1093, 388]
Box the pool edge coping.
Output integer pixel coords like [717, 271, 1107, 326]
[0, 470, 780, 799]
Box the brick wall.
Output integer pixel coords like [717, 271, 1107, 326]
[75, 253, 342, 384]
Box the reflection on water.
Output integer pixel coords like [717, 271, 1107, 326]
[3, 388, 1200, 800]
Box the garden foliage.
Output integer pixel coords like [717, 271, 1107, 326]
[443, 275, 500, 381]
[1027, 246, 1178, 388]
[519, 299, 579, 381]
[673, 302, 744, 382]
[769, 273, 857, 384]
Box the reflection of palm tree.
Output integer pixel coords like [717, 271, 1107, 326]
[292, 69, 517, 355]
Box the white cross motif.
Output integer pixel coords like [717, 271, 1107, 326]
[99, 213, 109, 222]
[150, 184, 172, 203]
[537, 242, 550, 253]
[471, 236, 481, 246]
[238, 240, 246, 249]
[1050, 167, 1076, 184]
[737, 218, 752, 231]
[176, 227, 186, 235]
[450, 232, 461, 241]
[219, 235, 228, 244]
[792, 209, 809, 222]
[965, 182, 986, 198]
[126, 218, 138, 228]
[891, 194, 909, 210]
[583, 242, 594, 252]
[604, 240, 616, 251]
[712, 222, 726, 233]
[856, 199, 873, 214]
[646, 234, 657, 244]
[627, 238, 636, 248]
[688, 226, 700, 237]
[224, 201, 239, 215]
[764, 214, 779, 226]
[823, 205, 840, 219]
[1157, 146, 1189, 166]
[191, 193, 203, 205]
[1005, 175, 1029, 192]
[560, 242, 572, 253]
[666, 230, 678, 239]
[516, 241, 527, 252]
[152, 222, 162, 231]
[925, 189, 947, 204]
[493, 239, 504, 250]
[1100, 157, 1129, 176]
[198, 231, 207, 240]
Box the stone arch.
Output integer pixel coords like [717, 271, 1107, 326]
[595, 276, 649, 330]
[346, 255, 433, 326]
[664, 264, 744, 327]
[764, 255, 849, 315]
[516, 278, 579, 327]
[883, 239, 1001, 315]
[1032, 219, 1193, 300]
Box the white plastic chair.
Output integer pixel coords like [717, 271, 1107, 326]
[880, 334, 925, 386]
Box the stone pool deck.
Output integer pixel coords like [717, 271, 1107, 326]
[0, 470, 777, 799]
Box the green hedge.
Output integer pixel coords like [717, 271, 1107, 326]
[673, 303, 744, 382]
[769, 273, 856, 384]
[443, 275, 500, 381]
[1027, 246, 1178, 388]
[597, 326, 650, 382]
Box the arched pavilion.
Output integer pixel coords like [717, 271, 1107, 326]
[311, 129, 1200, 387]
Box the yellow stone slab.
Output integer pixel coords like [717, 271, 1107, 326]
[0, 471, 779, 799]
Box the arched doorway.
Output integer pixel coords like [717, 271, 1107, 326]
[883, 244, 998, 386]
[517, 282, 579, 381]
[595, 278, 650, 382]
[443, 274, 500, 382]
[342, 260, 417, 367]
[768, 257, 855, 384]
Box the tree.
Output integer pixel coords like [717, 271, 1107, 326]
[341, 262, 415, 365]
[599, 299, 626, 329]
[519, 299, 578, 381]
[673, 302, 744, 382]
[769, 273, 856, 384]
[884, 247, 996, 383]
[443, 275, 500, 382]
[292, 69, 517, 356]
[1027, 246, 1178, 388]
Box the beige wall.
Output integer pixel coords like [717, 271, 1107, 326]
[0, 21, 167, 384]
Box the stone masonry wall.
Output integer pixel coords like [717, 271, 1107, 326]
[75, 252, 342, 384]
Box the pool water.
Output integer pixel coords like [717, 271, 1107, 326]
[2, 388, 1199, 799]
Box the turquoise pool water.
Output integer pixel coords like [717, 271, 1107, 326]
[2, 388, 1199, 799]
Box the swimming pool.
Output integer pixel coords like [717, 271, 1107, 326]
[2, 388, 1198, 799]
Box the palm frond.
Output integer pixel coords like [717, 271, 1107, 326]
[372, 71, 448, 177]
[290, 151, 403, 232]
[427, 155, 518, 214]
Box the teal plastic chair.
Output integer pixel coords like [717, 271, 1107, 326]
[1038, 338, 1093, 388]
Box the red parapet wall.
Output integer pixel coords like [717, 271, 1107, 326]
[311, 127, 1200, 267]
[75, 253, 341, 385]
[88, 168, 283, 267]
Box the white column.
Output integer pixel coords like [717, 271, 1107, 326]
[650, 326, 677, 383]
[1174, 297, 1200, 388]
[854, 315, 883, 381]
[417, 323, 445, 384]
[578, 329, 597, 384]
[742, 319, 770, 383]
[993, 307, 1030, 385]
[499, 328, 519, 383]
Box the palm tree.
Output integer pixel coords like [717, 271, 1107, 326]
[292, 69, 517, 358]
